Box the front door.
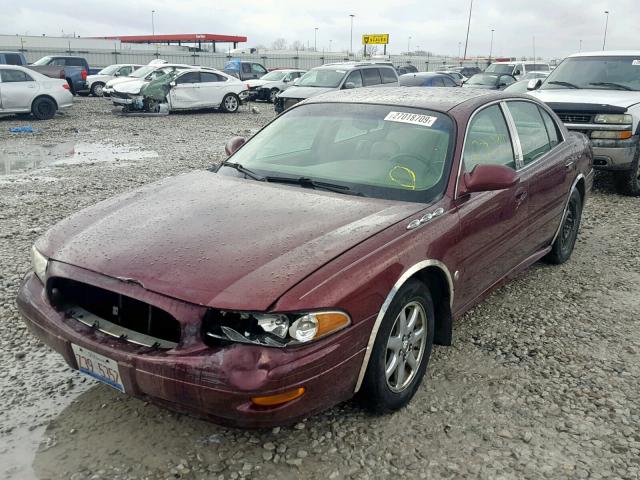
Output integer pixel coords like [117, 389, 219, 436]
[455, 103, 530, 307]
[169, 71, 202, 109]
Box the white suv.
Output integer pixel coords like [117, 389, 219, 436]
[485, 61, 550, 80]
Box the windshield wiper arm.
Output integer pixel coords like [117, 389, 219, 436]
[219, 161, 265, 181]
[588, 82, 633, 91]
[264, 176, 364, 196]
[547, 81, 580, 89]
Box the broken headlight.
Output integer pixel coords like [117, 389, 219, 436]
[202, 310, 350, 348]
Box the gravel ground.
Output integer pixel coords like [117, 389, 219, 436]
[1, 97, 639, 480]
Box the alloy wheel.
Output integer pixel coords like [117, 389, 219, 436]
[385, 301, 428, 393]
[225, 95, 238, 112]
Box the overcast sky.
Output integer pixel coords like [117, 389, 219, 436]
[2, 0, 637, 58]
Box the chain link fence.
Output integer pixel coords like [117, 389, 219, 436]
[9, 46, 488, 72]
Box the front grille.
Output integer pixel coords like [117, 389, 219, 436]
[49, 278, 181, 348]
[556, 112, 593, 124]
[110, 91, 130, 100]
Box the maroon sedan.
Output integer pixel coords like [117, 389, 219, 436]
[18, 88, 593, 427]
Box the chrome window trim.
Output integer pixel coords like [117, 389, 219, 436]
[353, 259, 454, 393]
[550, 173, 585, 245]
[454, 99, 519, 199]
[501, 101, 525, 169]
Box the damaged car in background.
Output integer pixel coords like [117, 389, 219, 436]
[110, 68, 249, 114]
[246, 69, 306, 103]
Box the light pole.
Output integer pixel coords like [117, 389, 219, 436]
[151, 10, 155, 37]
[602, 11, 609, 50]
[329, 39, 332, 52]
[458, 41, 462, 59]
[408, 36, 412, 54]
[463, 0, 474, 60]
[579, 39, 582, 52]
[349, 14, 355, 56]
[314, 28, 318, 51]
[533, 35, 536, 61]
[489, 29, 494, 61]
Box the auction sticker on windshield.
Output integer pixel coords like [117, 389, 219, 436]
[71, 344, 125, 392]
[385, 111, 438, 127]
[633, 60, 640, 66]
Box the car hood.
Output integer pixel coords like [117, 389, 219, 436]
[247, 79, 270, 88]
[105, 76, 139, 88]
[87, 74, 112, 83]
[37, 172, 424, 310]
[278, 86, 335, 100]
[530, 88, 640, 109]
[112, 79, 147, 94]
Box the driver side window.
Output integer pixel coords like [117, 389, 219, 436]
[463, 105, 516, 172]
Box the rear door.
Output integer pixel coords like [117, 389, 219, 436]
[504, 100, 574, 253]
[361, 68, 382, 87]
[169, 71, 201, 109]
[455, 103, 530, 307]
[0, 69, 39, 110]
[198, 72, 228, 107]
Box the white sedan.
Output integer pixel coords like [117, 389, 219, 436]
[111, 68, 249, 114]
[0, 65, 72, 120]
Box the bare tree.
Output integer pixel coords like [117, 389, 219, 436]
[290, 40, 305, 51]
[271, 38, 287, 50]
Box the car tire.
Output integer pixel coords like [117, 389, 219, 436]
[90, 82, 105, 97]
[614, 146, 640, 197]
[31, 97, 57, 120]
[543, 188, 583, 265]
[220, 93, 240, 113]
[359, 279, 435, 413]
[269, 88, 280, 103]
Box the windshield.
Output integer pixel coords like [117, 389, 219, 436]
[467, 74, 499, 85]
[260, 71, 287, 81]
[485, 64, 514, 74]
[221, 103, 455, 202]
[129, 66, 156, 78]
[97, 65, 119, 75]
[540, 56, 640, 91]
[32, 57, 52, 66]
[297, 68, 347, 88]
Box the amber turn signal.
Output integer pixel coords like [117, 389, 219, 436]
[315, 312, 351, 338]
[251, 387, 305, 406]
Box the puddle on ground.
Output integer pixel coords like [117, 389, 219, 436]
[0, 142, 158, 176]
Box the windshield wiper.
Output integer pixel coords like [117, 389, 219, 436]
[219, 161, 265, 181]
[264, 176, 364, 196]
[547, 81, 580, 89]
[588, 82, 633, 91]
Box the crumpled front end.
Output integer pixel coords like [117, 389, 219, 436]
[112, 72, 176, 115]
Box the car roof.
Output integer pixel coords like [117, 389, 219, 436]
[569, 50, 640, 58]
[316, 62, 395, 71]
[403, 72, 448, 77]
[302, 86, 510, 113]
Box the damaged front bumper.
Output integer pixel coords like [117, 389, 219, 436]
[16, 263, 366, 428]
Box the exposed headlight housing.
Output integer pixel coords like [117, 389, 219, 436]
[202, 310, 350, 348]
[31, 246, 48, 283]
[593, 114, 633, 124]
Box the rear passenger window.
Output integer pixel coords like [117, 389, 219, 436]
[380, 68, 397, 84]
[463, 105, 515, 171]
[506, 101, 552, 164]
[0, 69, 33, 82]
[432, 77, 445, 87]
[5, 54, 23, 65]
[344, 70, 363, 88]
[362, 69, 381, 86]
[539, 108, 561, 148]
[442, 76, 457, 87]
[66, 58, 84, 67]
[201, 72, 225, 82]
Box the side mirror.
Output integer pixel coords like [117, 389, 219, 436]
[514, 70, 521, 76]
[225, 136, 246, 156]
[343, 82, 356, 90]
[462, 164, 520, 193]
[283, 78, 290, 83]
[527, 79, 543, 91]
[114, 72, 121, 77]
[169, 81, 177, 87]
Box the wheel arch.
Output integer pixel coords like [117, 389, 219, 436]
[31, 94, 58, 110]
[353, 259, 454, 393]
[550, 173, 585, 246]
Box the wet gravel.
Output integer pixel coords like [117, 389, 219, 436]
[1, 97, 639, 480]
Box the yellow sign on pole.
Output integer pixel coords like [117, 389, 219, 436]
[362, 34, 389, 45]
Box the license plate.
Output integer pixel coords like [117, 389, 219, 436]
[71, 344, 125, 393]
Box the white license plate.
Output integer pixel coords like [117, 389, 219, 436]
[71, 344, 125, 393]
